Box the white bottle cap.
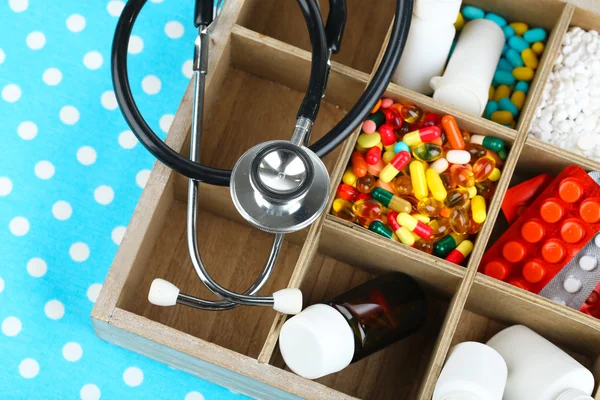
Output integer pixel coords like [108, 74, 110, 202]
[278, 304, 355, 380]
[414, 0, 463, 24]
[556, 389, 594, 400]
[431, 74, 489, 117]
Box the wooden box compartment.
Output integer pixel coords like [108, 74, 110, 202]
[92, 1, 600, 399]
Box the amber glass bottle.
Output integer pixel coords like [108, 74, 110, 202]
[278, 272, 427, 379]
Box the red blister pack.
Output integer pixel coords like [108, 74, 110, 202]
[580, 281, 600, 319]
[502, 174, 555, 224]
[480, 166, 600, 293]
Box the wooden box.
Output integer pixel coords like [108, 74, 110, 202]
[92, 0, 600, 398]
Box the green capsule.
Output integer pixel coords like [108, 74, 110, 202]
[367, 110, 386, 127]
[471, 134, 505, 152]
[433, 233, 465, 258]
[369, 220, 393, 239]
[498, 147, 508, 160]
[412, 143, 443, 162]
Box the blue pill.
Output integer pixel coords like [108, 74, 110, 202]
[494, 70, 516, 86]
[485, 13, 507, 27]
[515, 81, 530, 93]
[497, 58, 513, 72]
[524, 28, 547, 43]
[484, 101, 499, 120]
[394, 142, 410, 154]
[505, 49, 524, 68]
[502, 44, 510, 56]
[498, 98, 519, 116]
[509, 36, 529, 52]
[462, 6, 485, 20]
[503, 26, 515, 39]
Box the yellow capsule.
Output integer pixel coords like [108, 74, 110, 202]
[509, 22, 529, 36]
[532, 41, 545, 55]
[426, 168, 447, 202]
[513, 67, 535, 81]
[355, 142, 367, 152]
[493, 85, 512, 102]
[382, 150, 396, 164]
[511, 91, 526, 110]
[391, 232, 400, 242]
[410, 161, 429, 200]
[343, 168, 357, 186]
[455, 240, 474, 257]
[521, 48, 539, 69]
[489, 85, 495, 100]
[397, 226, 416, 246]
[472, 195, 487, 224]
[413, 214, 431, 224]
[467, 185, 478, 199]
[412, 231, 422, 242]
[454, 12, 465, 30]
[489, 168, 502, 182]
[491, 111, 514, 125]
[402, 131, 423, 147]
[357, 132, 381, 149]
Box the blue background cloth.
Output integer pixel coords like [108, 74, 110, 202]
[0, 1, 250, 399]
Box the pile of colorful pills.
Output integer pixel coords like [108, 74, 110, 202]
[331, 98, 508, 265]
[455, 6, 548, 127]
[529, 27, 600, 162]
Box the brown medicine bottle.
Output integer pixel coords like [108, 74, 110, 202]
[278, 272, 427, 379]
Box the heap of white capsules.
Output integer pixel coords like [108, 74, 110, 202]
[529, 27, 600, 161]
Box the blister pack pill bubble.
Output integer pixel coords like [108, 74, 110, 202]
[481, 167, 600, 293]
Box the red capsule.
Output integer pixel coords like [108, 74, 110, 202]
[379, 124, 396, 147]
[365, 146, 381, 165]
[384, 107, 403, 129]
[336, 184, 358, 201]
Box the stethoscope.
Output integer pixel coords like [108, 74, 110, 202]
[112, 0, 412, 314]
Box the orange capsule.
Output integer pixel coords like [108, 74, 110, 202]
[442, 115, 465, 150]
[394, 175, 413, 196]
[450, 165, 475, 188]
[472, 156, 496, 182]
[450, 206, 469, 235]
[371, 99, 382, 114]
[332, 198, 357, 222]
[352, 198, 383, 219]
[418, 197, 444, 217]
[351, 151, 368, 178]
[356, 172, 377, 194]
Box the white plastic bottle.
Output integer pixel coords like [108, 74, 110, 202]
[391, 0, 462, 95]
[486, 325, 595, 400]
[433, 342, 508, 400]
[430, 19, 504, 116]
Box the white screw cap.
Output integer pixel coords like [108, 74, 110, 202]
[272, 288, 303, 315]
[148, 278, 180, 306]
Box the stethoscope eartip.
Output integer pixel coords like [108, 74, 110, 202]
[273, 288, 303, 315]
[148, 278, 180, 307]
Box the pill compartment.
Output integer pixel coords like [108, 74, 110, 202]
[262, 218, 464, 400]
[236, 0, 395, 74]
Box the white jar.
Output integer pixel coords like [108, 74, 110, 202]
[391, 0, 462, 95]
[433, 341, 507, 400]
[486, 325, 595, 400]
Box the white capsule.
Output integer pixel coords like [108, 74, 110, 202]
[445, 150, 470, 165]
[430, 158, 449, 174]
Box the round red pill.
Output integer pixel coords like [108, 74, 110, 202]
[558, 178, 583, 203]
[484, 261, 509, 280]
[542, 240, 565, 263]
[521, 219, 545, 243]
[540, 199, 564, 223]
[508, 279, 529, 290]
[522, 260, 546, 283]
[560, 220, 585, 244]
[503, 241, 527, 263]
[580, 199, 600, 223]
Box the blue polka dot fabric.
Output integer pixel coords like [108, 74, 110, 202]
[0, 1, 250, 399]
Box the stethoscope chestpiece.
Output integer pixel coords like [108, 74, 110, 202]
[230, 140, 330, 234]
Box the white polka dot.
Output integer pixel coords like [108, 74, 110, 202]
[66, 14, 86, 32]
[42, 68, 62, 86]
[19, 359, 39, 379]
[2, 316, 22, 336]
[136, 170, 150, 188]
[101, 91, 117, 110]
[87, 283, 102, 303]
[128, 35, 144, 54]
[123, 367, 143, 387]
[27, 258, 47, 278]
[159, 114, 174, 133]
[0, 177, 13, 196]
[94, 185, 114, 205]
[80, 384, 100, 400]
[118, 130, 138, 149]
[182, 60, 193, 79]
[70, 243, 90, 262]
[141, 75, 161, 95]
[26, 31, 45, 50]
[2, 84, 21, 103]
[83, 51, 103, 70]
[164, 21, 184, 39]
[62, 342, 83, 362]
[44, 300, 65, 320]
[35, 160, 55, 180]
[9, 0, 28, 12]
[185, 392, 205, 400]
[52, 201, 72, 220]
[60, 106, 80, 125]
[107, 0, 125, 16]
[111, 226, 126, 245]
[0, 277, 4, 293]
[0, 49, 5, 64]
[77, 146, 97, 165]
[18, 121, 37, 140]
[9, 216, 29, 236]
